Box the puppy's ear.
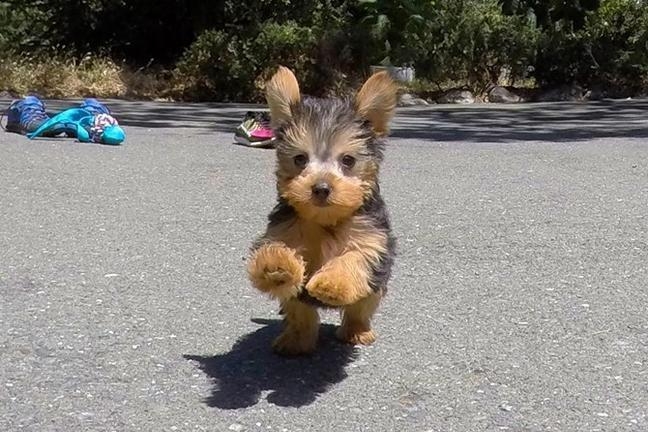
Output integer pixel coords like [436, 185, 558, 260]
[265, 66, 301, 128]
[354, 71, 398, 136]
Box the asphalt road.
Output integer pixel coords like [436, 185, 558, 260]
[1, 98, 647, 432]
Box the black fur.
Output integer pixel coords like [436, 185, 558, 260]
[267, 198, 296, 225]
[358, 188, 396, 294]
[251, 199, 296, 252]
[297, 290, 332, 309]
[276, 96, 384, 162]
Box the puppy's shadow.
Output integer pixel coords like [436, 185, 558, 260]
[184, 318, 359, 409]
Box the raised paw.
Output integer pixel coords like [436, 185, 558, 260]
[305, 269, 360, 307]
[248, 243, 305, 300]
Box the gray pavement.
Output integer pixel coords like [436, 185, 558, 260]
[1, 98, 647, 432]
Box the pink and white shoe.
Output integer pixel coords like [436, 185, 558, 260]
[234, 111, 276, 148]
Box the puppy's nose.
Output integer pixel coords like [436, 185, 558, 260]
[312, 182, 331, 200]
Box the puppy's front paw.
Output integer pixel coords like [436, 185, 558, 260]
[305, 268, 359, 307]
[248, 244, 305, 300]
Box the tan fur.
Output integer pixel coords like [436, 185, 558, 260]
[279, 170, 370, 227]
[355, 71, 398, 136]
[329, 126, 372, 159]
[280, 122, 311, 155]
[328, 126, 380, 185]
[304, 216, 387, 305]
[336, 292, 381, 345]
[273, 298, 320, 355]
[305, 252, 370, 306]
[265, 66, 301, 127]
[249, 215, 387, 305]
[247, 243, 305, 300]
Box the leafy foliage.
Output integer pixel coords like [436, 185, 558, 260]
[1, 0, 647, 100]
[534, 0, 648, 91]
[352, 0, 430, 66]
[174, 22, 319, 101]
[404, 0, 539, 89]
[499, 0, 601, 29]
[0, 1, 51, 52]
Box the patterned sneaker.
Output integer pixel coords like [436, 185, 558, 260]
[234, 111, 276, 148]
[79, 98, 111, 115]
[2, 95, 51, 135]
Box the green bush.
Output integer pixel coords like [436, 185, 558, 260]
[352, 0, 431, 67]
[0, 1, 51, 53]
[173, 30, 255, 102]
[173, 21, 319, 101]
[173, 1, 355, 101]
[253, 21, 317, 85]
[398, 0, 539, 91]
[2, 0, 647, 100]
[534, 0, 648, 93]
[500, 0, 602, 30]
[584, 0, 648, 91]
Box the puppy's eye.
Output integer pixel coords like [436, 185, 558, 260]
[341, 155, 356, 169]
[293, 154, 308, 168]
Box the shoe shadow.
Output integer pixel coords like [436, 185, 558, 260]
[184, 318, 359, 409]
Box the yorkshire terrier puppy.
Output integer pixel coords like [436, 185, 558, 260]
[247, 66, 397, 355]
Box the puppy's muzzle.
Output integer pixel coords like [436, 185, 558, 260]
[311, 182, 331, 206]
